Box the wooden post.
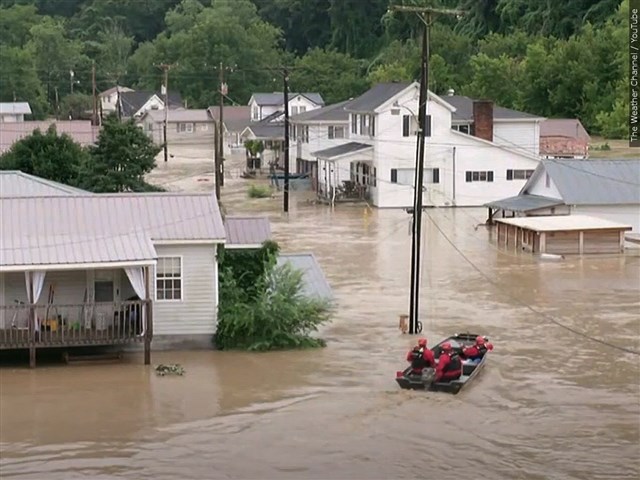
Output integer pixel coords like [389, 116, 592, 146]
[144, 265, 152, 365]
[28, 274, 36, 368]
[579, 231, 584, 254]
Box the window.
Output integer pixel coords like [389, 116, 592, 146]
[426, 168, 440, 184]
[453, 124, 470, 134]
[545, 173, 551, 188]
[178, 122, 194, 133]
[302, 125, 309, 143]
[252, 106, 259, 120]
[359, 114, 366, 135]
[403, 115, 411, 137]
[351, 114, 357, 134]
[369, 115, 375, 137]
[506, 169, 535, 180]
[299, 106, 307, 113]
[373, 167, 377, 187]
[390, 168, 415, 185]
[424, 115, 431, 137]
[291, 106, 299, 115]
[465, 171, 494, 182]
[328, 126, 345, 139]
[156, 257, 182, 301]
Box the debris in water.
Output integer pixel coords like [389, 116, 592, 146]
[155, 364, 185, 376]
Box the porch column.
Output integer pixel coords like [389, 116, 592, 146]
[144, 265, 153, 365]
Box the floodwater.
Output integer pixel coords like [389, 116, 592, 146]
[1, 154, 639, 479]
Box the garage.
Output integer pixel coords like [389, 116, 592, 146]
[494, 215, 632, 255]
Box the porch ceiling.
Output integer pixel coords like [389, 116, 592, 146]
[484, 194, 565, 213]
[313, 142, 373, 161]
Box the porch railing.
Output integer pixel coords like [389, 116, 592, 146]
[0, 300, 150, 350]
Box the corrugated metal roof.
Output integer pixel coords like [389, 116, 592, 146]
[484, 194, 565, 212]
[495, 214, 633, 232]
[0, 171, 89, 197]
[0, 193, 225, 269]
[225, 216, 271, 247]
[251, 93, 325, 106]
[290, 100, 350, 123]
[244, 122, 284, 140]
[0, 120, 100, 153]
[444, 95, 542, 121]
[537, 159, 640, 205]
[0, 102, 32, 115]
[344, 82, 413, 113]
[540, 119, 590, 139]
[276, 253, 333, 300]
[312, 142, 372, 160]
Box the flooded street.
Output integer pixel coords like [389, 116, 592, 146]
[1, 155, 639, 479]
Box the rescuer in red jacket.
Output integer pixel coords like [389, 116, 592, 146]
[462, 336, 493, 361]
[406, 338, 436, 374]
[434, 342, 462, 382]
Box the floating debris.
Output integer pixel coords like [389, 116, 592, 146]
[155, 364, 185, 376]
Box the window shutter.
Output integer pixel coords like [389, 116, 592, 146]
[465, 171, 472, 182]
[506, 169, 513, 180]
[432, 168, 440, 184]
[488, 171, 494, 182]
[424, 115, 432, 137]
[403, 116, 410, 137]
[391, 169, 398, 183]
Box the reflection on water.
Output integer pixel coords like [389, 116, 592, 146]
[1, 173, 639, 480]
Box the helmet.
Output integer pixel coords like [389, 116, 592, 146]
[441, 342, 452, 352]
[476, 336, 486, 345]
[418, 338, 427, 347]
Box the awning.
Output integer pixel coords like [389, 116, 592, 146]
[484, 194, 565, 213]
[313, 142, 372, 161]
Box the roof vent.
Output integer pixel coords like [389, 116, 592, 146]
[447, 89, 455, 96]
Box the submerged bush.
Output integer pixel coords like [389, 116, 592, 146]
[247, 184, 272, 198]
[215, 262, 332, 351]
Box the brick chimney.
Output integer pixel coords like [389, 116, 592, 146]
[472, 100, 494, 142]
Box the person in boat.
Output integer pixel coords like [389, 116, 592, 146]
[434, 342, 462, 383]
[406, 338, 436, 374]
[461, 336, 494, 361]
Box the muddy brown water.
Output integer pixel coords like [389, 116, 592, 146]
[1, 158, 639, 479]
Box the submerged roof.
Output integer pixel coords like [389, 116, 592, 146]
[484, 194, 565, 212]
[290, 100, 351, 123]
[527, 159, 640, 205]
[0, 102, 32, 115]
[0, 120, 100, 153]
[312, 142, 372, 160]
[276, 253, 333, 300]
[0, 171, 89, 197]
[1, 193, 226, 270]
[225, 216, 272, 247]
[494, 215, 632, 232]
[444, 95, 542, 122]
[344, 82, 413, 113]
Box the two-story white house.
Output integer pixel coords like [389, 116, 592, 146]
[0, 102, 32, 123]
[99, 86, 134, 114]
[327, 82, 544, 208]
[248, 92, 325, 122]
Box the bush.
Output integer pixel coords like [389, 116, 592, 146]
[247, 184, 272, 198]
[215, 262, 332, 351]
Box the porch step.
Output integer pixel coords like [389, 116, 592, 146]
[63, 351, 123, 365]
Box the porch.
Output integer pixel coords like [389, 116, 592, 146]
[315, 142, 374, 204]
[0, 265, 153, 367]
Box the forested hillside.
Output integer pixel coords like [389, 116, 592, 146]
[0, 0, 628, 137]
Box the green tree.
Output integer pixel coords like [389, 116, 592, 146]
[328, 0, 388, 58]
[59, 93, 93, 119]
[0, 46, 47, 116]
[0, 124, 89, 186]
[80, 116, 161, 192]
[290, 48, 368, 104]
[84, 21, 134, 90]
[0, 4, 41, 47]
[464, 53, 523, 109]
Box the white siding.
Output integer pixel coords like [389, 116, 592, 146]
[527, 171, 563, 199]
[297, 123, 350, 161]
[0, 114, 24, 123]
[371, 89, 540, 208]
[143, 120, 215, 146]
[494, 121, 540, 156]
[571, 205, 640, 233]
[153, 244, 218, 335]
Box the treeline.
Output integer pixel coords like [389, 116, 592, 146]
[0, 0, 628, 137]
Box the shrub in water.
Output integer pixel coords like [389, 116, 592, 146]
[247, 184, 272, 198]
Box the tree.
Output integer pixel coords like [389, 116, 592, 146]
[290, 48, 369, 104]
[0, 46, 47, 117]
[0, 124, 89, 186]
[80, 116, 161, 192]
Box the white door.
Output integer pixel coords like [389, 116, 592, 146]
[88, 270, 121, 330]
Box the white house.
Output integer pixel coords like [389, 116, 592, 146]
[248, 92, 324, 122]
[321, 82, 545, 208]
[0, 102, 32, 123]
[138, 109, 215, 147]
[99, 86, 134, 114]
[485, 159, 640, 234]
[118, 90, 183, 120]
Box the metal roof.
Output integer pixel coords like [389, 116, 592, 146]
[484, 194, 565, 212]
[527, 159, 640, 205]
[0, 171, 89, 197]
[1, 193, 226, 270]
[290, 100, 350, 123]
[207, 106, 251, 132]
[141, 109, 213, 123]
[244, 122, 284, 140]
[251, 92, 325, 107]
[225, 216, 272, 247]
[344, 82, 413, 113]
[0, 102, 32, 115]
[312, 142, 373, 160]
[119, 91, 183, 117]
[540, 119, 590, 139]
[444, 95, 542, 122]
[0, 120, 100, 154]
[276, 253, 333, 300]
[494, 215, 633, 232]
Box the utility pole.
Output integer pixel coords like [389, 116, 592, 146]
[91, 61, 98, 126]
[218, 62, 227, 188]
[69, 70, 75, 94]
[157, 63, 175, 163]
[390, 3, 464, 335]
[283, 66, 290, 214]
